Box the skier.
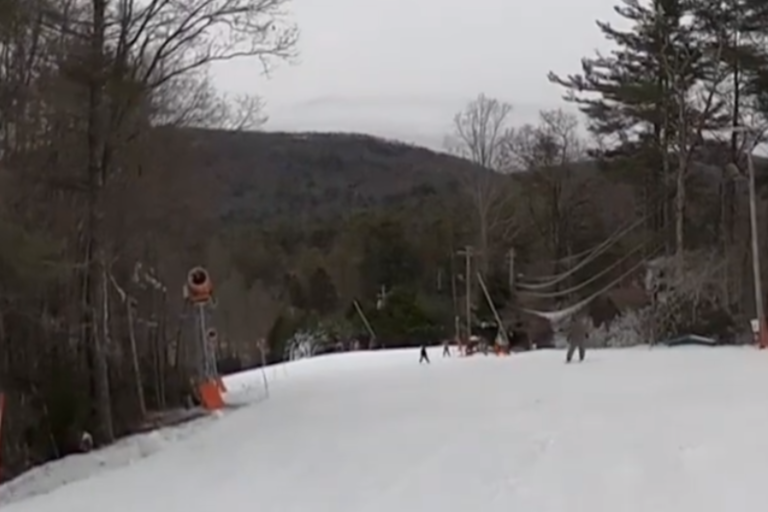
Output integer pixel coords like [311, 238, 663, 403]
[565, 312, 588, 363]
[419, 344, 430, 364]
[442, 339, 451, 357]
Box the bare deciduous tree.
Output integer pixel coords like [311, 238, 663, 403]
[73, 0, 298, 444]
[151, 69, 267, 130]
[445, 94, 518, 274]
[448, 94, 512, 171]
[507, 109, 592, 278]
[215, 93, 268, 131]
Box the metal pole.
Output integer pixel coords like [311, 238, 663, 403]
[747, 152, 765, 347]
[196, 303, 208, 380]
[464, 246, 472, 339]
[260, 346, 270, 398]
[197, 302, 217, 380]
[726, 125, 765, 347]
[450, 251, 459, 338]
[508, 247, 515, 296]
[650, 281, 657, 347]
[353, 299, 376, 342]
[477, 272, 509, 345]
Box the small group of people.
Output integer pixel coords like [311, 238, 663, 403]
[418, 339, 452, 363]
[418, 311, 590, 365]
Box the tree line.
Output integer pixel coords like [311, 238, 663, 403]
[0, 0, 296, 478]
[448, 0, 768, 340]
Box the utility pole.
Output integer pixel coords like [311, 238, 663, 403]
[746, 147, 765, 348]
[376, 284, 388, 310]
[508, 247, 516, 296]
[353, 299, 376, 342]
[507, 247, 518, 327]
[450, 251, 459, 340]
[457, 246, 474, 340]
[728, 126, 765, 348]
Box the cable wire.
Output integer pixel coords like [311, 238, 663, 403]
[522, 243, 665, 322]
[518, 236, 656, 299]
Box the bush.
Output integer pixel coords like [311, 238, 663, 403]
[589, 309, 650, 348]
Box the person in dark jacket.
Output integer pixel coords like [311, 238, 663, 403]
[419, 344, 430, 364]
[565, 312, 589, 363]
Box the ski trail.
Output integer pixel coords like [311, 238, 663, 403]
[7, 348, 768, 512]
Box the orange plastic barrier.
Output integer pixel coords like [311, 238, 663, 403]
[198, 380, 225, 410]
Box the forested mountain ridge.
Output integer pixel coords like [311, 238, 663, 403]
[180, 127, 750, 232]
[179, 128, 483, 222]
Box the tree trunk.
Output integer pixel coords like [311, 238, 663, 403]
[674, 75, 687, 273]
[157, 293, 168, 408]
[675, 157, 686, 274]
[126, 300, 146, 418]
[84, 0, 114, 444]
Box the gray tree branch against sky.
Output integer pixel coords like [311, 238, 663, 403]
[211, 0, 624, 149]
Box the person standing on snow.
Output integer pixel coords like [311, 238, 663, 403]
[419, 344, 430, 364]
[565, 312, 588, 363]
[442, 339, 451, 357]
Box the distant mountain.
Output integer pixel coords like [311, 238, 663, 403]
[172, 128, 768, 233]
[179, 129, 486, 223]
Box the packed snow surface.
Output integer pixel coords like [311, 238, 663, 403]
[3, 346, 768, 512]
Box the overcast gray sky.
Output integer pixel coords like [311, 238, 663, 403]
[211, 0, 624, 150]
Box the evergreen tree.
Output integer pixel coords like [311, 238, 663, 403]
[548, 0, 684, 138]
[549, 0, 721, 252]
[665, 0, 768, 249]
[690, 0, 740, 243]
[358, 217, 422, 296]
[284, 273, 308, 310]
[307, 266, 339, 315]
[733, 0, 768, 110]
[367, 288, 441, 346]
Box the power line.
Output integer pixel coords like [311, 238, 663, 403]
[516, 183, 671, 287]
[518, 236, 658, 299]
[516, 213, 649, 291]
[522, 244, 665, 320]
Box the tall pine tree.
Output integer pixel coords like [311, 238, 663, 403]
[549, 0, 722, 257]
[696, 0, 768, 243]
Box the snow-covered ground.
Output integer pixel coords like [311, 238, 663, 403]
[3, 346, 768, 512]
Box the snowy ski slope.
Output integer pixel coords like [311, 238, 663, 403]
[3, 346, 768, 512]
